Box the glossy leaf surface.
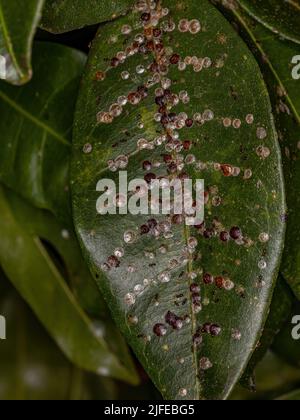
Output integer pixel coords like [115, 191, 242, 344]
[0, 0, 44, 85]
[0, 42, 85, 225]
[238, 0, 300, 45]
[218, 0, 300, 299]
[41, 0, 132, 33]
[0, 274, 118, 400]
[72, 0, 285, 399]
[241, 277, 292, 389]
[0, 187, 138, 384]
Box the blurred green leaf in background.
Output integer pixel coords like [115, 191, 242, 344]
[0, 0, 45, 85]
[0, 186, 138, 384]
[0, 42, 84, 225]
[0, 271, 119, 400]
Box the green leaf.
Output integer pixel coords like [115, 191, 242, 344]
[276, 389, 300, 400]
[216, 1, 300, 299]
[252, 34, 300, 299]
[0, 0, 45, 85]
[272, 301, 300, 368]
[0, 42, 85, 225]
[14, 192, 106, 319]
[72, 0, 285, 400]
[259, 352, 300, 393]
[230, 352, 300, 399]
[237, 0, 300, 45]
[240, 277, 293, 390]
[0, 186, 138, 384]
[40, 0, 132, 34]
[0, 272, 119, 400]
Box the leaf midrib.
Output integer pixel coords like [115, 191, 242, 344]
[184, 224, 202, 398]
[147, 0, 202, 398]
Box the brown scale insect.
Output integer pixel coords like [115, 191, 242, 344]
[203, 273, 214, 285]
[165, 311, 183, 330]
[95, 71, 106, 81]
[143, 160, 152, 171]
[110, 57, 119, 67]
[215, 276, 225, 289]
[107, 255, 120, 268]
[230, 226, 242, 240]
[220, 231, 230, 242]
[170, 54, 180, 65]
[153, 324, 167, 337]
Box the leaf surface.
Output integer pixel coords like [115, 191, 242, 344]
[0, 0, 45, 85]
[218, 1, 300, 298]
[240, 277, 292, 389]
[41, 0, 132, 34]
[237, 0, 300, 45]
[72, 0, 285, 399]
[0, 42, 85, 225]
[0, 186, 138, 384]
[0, 273, 118, 400]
